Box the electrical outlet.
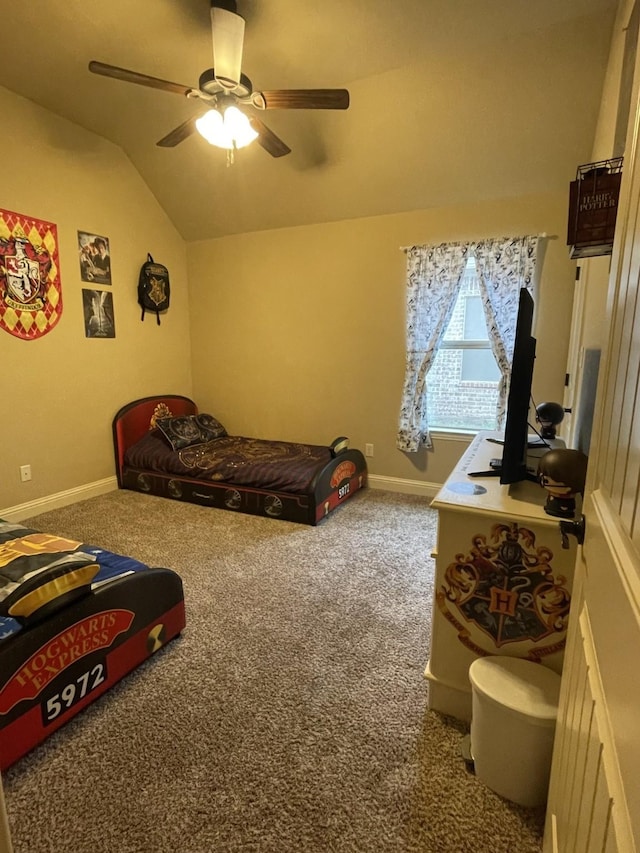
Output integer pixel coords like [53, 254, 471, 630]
[365, 443, 374, 457]
[20, 464, 32, 482]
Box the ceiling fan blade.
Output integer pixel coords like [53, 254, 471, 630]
[254, 89, 350, 110]
[89, 61, 192, 97]
[247, 116, 291, 158]
[156, 116, 199, 148]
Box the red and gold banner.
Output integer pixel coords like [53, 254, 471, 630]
[0, 208, 62, 340]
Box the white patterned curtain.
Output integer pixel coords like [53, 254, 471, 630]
[396, 243, 469, 451]
[473, 235, 539, 427]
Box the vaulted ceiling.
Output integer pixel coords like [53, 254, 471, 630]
[0, 0, 618, 240]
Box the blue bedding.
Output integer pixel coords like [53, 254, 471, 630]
[0, 521, 147, 641]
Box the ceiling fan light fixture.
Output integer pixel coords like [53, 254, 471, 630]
[89, 0, 349, 160]
[211, 3, 245, 88]
[196, 106, 258, 150]
[223, 105, 258, 147]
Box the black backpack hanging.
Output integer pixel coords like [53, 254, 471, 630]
[138, 253, 170, 325]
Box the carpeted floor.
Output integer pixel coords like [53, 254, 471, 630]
[3, 489, 545, 852]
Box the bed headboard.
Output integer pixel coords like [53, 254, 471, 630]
[112, 395, 198, 486]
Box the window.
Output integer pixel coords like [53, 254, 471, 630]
[396, 235, 539, 453]
[427, 259, 500, 431]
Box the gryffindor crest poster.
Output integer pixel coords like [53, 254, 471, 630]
[0, 208, 62, 340]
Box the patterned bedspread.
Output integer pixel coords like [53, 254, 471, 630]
[124, 430, 333, 493]
[0, 520, 148, 641]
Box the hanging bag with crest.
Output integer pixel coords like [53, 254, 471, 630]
[138, 253, 170, 325]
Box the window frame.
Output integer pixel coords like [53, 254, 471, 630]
[427, 261, 501, 431]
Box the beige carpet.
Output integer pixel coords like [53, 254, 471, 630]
[3, 489, 545, 852]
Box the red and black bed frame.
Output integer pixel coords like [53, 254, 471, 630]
[0, 522, 185, 770]
[112, 395, 368, 525]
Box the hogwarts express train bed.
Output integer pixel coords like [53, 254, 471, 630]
[0, 520, 185, 770]
[0, 395, 367, 767]
[112, 394, 368, 525]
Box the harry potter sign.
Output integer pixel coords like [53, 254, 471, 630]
[0, 208, 62, 340]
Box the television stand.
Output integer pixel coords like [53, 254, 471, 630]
[467, 467, 501, 478]
[483, 434, 563, 449]
[525, 434, 565, 468]
[468, 434, 564, 479]
[425, 430, 577, 722]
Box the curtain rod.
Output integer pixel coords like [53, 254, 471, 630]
[400, 233, 553, 251]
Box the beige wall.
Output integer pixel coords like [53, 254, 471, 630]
[565, 0, 631, 449]
[582, 0, 630, 351]
[0, 86, 192, 511]
[0, 85, 581, 509]
[188, 191, 576, 486]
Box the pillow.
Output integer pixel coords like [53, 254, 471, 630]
[156, 415, 203, 450]
[195, 413, 227, 441]
[156, 413, 226, 450]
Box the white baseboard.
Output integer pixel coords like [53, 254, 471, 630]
[368, 474, 440, 500]
[0, 477, 118, 523]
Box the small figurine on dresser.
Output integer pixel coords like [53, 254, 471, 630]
[535, 401, 566, 439]
[537, 448, 589, 518]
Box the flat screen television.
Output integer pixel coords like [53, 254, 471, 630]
[499, 288, 537, 484]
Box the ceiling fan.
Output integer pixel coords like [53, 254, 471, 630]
[89, 0, 350, 162]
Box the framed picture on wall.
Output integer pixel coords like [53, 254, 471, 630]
[78, 231, 111, 285]
[82, 289, 115, 338]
